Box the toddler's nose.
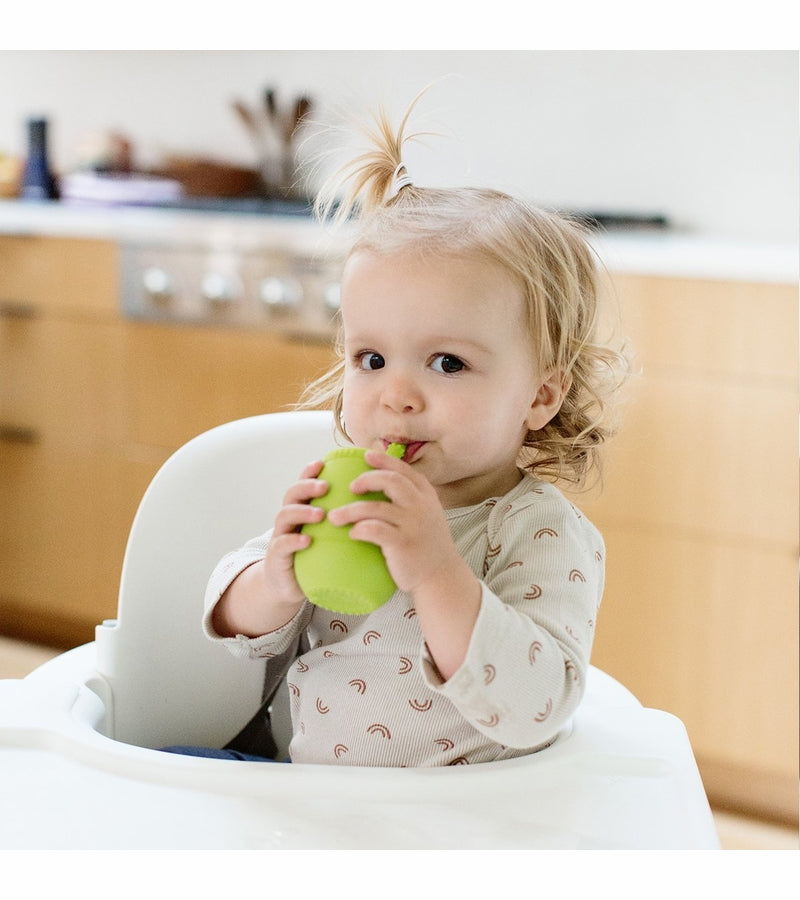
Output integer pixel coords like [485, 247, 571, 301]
[381, 372, 424, 414]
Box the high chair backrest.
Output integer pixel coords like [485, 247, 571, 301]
[94, 411, 336, 749]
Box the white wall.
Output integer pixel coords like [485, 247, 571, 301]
[0, 50, 796, 242]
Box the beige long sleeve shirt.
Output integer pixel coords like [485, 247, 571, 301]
[204, 472, 604, 767]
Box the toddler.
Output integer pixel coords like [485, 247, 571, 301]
[197, 96, 627, 767]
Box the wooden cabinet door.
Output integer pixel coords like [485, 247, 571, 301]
[0, 442, 154, 646]
[565, 274, 799, 822]
[1, 236, 129, 645]
[124, 321, 336, 451]
[0, 235, 117, 316]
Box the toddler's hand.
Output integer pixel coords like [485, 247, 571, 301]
[326, 450, 461, 595]
[262, 459, 328, 608]
[211, 460, 329, 639]
[326, 450, 481, 680]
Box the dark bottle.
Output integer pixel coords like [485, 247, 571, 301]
[20, 118, 58, 201]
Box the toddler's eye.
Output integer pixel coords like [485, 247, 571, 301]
[431, 353, 465, 374]
[358, 352, 385, 370]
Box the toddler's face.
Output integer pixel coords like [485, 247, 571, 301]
[339, 249, 557, 508]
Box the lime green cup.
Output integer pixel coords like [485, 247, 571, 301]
[294, 444, 404, 615]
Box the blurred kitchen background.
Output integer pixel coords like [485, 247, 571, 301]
[0, 50, 797, 848]
[0, 51, 797, 240]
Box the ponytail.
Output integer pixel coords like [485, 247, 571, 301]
[313, 88, 429, 224]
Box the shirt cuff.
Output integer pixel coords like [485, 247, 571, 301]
[210, 602, 311, 660]
[419, 581, 495, 693]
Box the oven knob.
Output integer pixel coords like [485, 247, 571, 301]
[142, 266, 173, 302]
[259, 276, 301, 310]
[201, 272, 240, 305]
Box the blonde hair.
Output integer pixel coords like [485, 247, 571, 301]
[301, 96, 629, 489]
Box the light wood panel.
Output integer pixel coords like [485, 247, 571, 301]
[0, 445, 161, 639]
[608, 274, 797, 381]
[0, 235, 118, 316]
[124, 322, 335, 450]
[566, 273, 799, 823]
[584, 376, 798, 545]
[1, 316, 127, 447]
[1, 236, 132, 645]
[590, 528, 798, 770]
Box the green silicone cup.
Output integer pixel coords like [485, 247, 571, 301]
[294, 447, 398, 614]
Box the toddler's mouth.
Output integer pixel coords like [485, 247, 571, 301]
[383, 439, 426, 462]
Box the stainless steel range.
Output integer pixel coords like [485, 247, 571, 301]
[119, 207, 348, 343]
[118, 202, 671, 343]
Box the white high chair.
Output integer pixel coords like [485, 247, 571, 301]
[0, 411, 720, 849]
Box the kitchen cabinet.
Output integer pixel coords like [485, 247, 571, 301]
[563, 273, 798, 824]
[1, 234, 335, 648]
[0, 235, 132, 648]
[124, 322, 333, 451]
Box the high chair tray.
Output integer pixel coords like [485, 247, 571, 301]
[0, 643, 720, 850]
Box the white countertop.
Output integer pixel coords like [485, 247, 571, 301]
[591, 231, 797, 285]
[0, 200, 344, 259]
[0, 199, 796, 284]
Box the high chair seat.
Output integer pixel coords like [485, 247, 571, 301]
[0, 411, 720, 849]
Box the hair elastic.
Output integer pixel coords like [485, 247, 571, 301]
[391, 162, 413, 196]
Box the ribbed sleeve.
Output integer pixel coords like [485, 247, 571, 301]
[422, 487, 603, 748]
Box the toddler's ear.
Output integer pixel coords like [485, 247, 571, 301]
[525, 370, 571, 431]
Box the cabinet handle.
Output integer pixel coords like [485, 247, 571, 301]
[0, 424, 39, 444]
[0, 301, 37, 319]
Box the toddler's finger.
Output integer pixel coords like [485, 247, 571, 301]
[283, 475, 329, 506]
[349, 468, 410, 504]
[327, 499, 395, 527]
[269, 530, 313, 558]
[273, 501, 325, 535]
[299, 459, 325, 478]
